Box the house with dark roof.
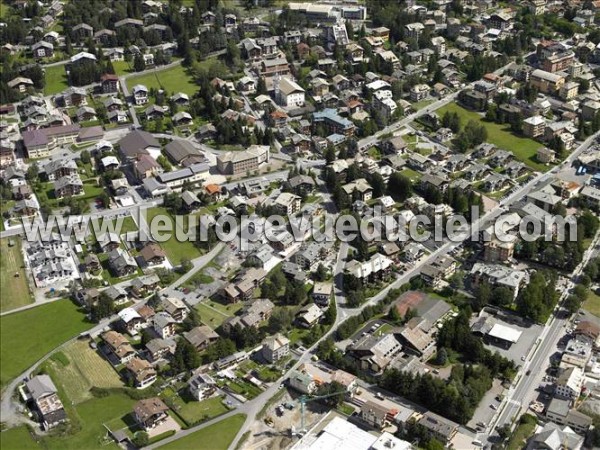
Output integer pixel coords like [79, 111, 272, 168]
[118, 130, 160, 160]
[164, 140, 204, 167]
[25, 375, 67, 430]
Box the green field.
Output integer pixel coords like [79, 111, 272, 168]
[437, 103, 546, 171]
[44, 64, 69, 95]
[0, 426, 40, 450]
[0, 299, 92, 387]
[146, 207, 202, 264]
[166, 392, 229, 426]
[584, 290, 600, 318]
[507, 416, 537, 450]
[112, 60, 133, 76]
[126, 64, 198, 96]
[40, 391, 135, 450]
[45, 340, 125, 404]
[160, 414, 246, 450]
[0, 238, 33, 313]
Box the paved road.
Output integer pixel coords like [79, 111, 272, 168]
[483, 229, 600, 444]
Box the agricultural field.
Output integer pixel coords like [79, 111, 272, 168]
[44, 340, 125, 404]
[160, 414, 246, 450]
[44, 64, 69, 95]
[126, 64, 198, 96]
[0, 299, 92, 387]
[437, 103, 546, 171]
[0, 238, 33, 313]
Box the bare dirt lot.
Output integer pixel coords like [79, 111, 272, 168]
[242, 389, 330, 450]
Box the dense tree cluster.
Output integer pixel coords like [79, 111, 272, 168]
[453, 120, 488, 153]
[380, 364, 493, 424]
[437, 309, 516, 380]
[515, 270, 559, 323]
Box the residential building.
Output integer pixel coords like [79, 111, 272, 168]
[188, 373, 217, 401]
[555, 367, 584, 400]
[125, 357, 156, 389]
[344, 253, 393, 282]
[546, 398, 592, 434]
[133, 398, 169, 430]
[25, 375, 67, 430]
[417, 412, 459, 444]
[523, 115, 546, 138]
[216, 145, 269, 175]
[312, 282, 333, 306]
[153, 312, 176, 339]
[295, 303, 324, 328]
[101, 330, 136, 364]
[347, 333, 402, 373]
[273, 192, 301, 215]
[161, 297, 188, 323]
[530, 69, 565, 94]
[222, 298, 274, 332]
[262, 333, 290, 363]
[277, 77, 305, 108]
[184, 325, 219, 352]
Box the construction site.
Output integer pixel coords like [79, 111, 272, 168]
[242, 388, 336, 450]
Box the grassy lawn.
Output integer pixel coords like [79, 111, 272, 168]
[40, 391, 136, 450]
[437, 103, 546, 171]
[412, 99, 434, 111]
[0, 0, 12, 19]
[0, 426, 41, 449]
[44, 64, 69, 95]
[195, 301, 239, 329]
[160, 414, 246, 450]
[507, 416, 537, 450]
[0, 299, 92, 387]
[45, 340, 125, 404]
[584, 290, 600, 318]
[112, 60, 134, 76]
[166, 392, 229, 426]
[126, 64, 198, 96]
[399, 168, 422, 182]
[146, 207, 202, 265]
[0, 237, 33, 313]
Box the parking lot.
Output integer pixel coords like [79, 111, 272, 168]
[476, 309, 543, 366]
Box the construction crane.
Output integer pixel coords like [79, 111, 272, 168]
[293, 390, 346, 436]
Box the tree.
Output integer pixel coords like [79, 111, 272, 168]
[133, 53, 146, 72]
[26, 163, 39, 181]
[314, 263, 328, 282]
[387, 172, 412, 202]
[91, 293, 115, 322]
[180, 258, 193, 273]
[316, 381, 346, 407]
[133, 432, 149, 447]
[268, 307, 294, 333]
[80, 150, 91, 164]
[435, 347, 448, 366]
[172, 338, 201, 373]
